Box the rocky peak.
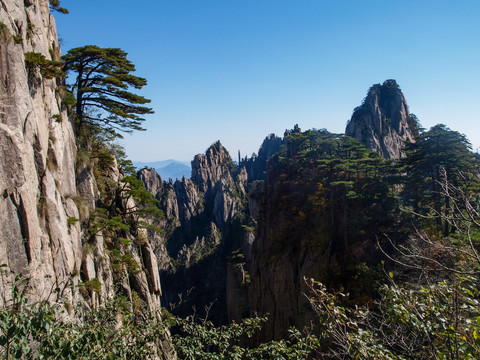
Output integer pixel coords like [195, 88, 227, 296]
[345, 79, 416, 159]
[243, 134, 283, 182]
[191, 141, 234, 198]
[137, 167, 163, 199]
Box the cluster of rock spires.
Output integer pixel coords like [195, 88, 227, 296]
[0, 0, 419, 349]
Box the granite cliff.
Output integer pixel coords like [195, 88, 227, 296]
[0, 0, 82, 304]
[346, 79, 417, 159]
[0, 3, 174, 357]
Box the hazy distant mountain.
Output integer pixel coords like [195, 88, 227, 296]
[133, 160, 191, 180]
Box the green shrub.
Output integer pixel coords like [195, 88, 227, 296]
[67, 216, 79, 226]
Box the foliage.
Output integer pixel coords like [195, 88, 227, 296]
[63, 45, 153, 136]
[0, 271, 322, 359]
[0, 273, 167, 359]
[305, 156, 480, 359]
[0, 22, 8, 33]
[49, 0, 69, 14]
[24, 52, 64, 79]
[306, 275, 480, 359]
[400, 124, 478, 235]
[67, 216, 79, 226]
[172, 315, 319, 359]
[52, 114, 63, 122]
[12, 35, 23, 44]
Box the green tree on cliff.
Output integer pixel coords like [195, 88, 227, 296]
[401, 124, 477, 235]
[62, 45, 153, 137]
[49, 0, 68, 14]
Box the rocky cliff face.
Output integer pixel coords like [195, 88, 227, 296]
[243, 133, 283, 182]
[345, 79, 416, 159]
[0, 5, 170, 353]
[0, 0, 82, 304]
[246, 131, 398, 341]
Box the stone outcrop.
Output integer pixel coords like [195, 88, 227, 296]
[346, 79, 416, 159]
[243, 133, 283, 182]
[192, 141, 234, 199]
[138, 167, 164, 199]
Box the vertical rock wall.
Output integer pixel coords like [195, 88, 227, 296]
[0, 0, 81, 303]
[0, 0, 166, 322]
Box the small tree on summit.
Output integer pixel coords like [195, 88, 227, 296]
[63, 45, 153, 137]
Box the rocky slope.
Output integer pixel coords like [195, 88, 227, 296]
[346, 79, 416, 159]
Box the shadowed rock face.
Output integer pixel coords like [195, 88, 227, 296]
[346, 79, 416, 159]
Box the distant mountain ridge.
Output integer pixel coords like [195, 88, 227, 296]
[134, 159, 192, 180]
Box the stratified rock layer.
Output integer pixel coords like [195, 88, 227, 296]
[346, 79, 416, 159]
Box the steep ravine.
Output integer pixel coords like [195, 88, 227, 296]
[141, 83, 417, 341]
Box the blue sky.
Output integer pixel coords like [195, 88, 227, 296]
[56, 0, 480, 162]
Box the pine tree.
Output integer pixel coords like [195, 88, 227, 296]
[401, 124, 477, 235]
[62, 45, 153, 137]
[49, 0, 68, 14]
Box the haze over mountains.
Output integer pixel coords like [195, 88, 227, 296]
[133, 159, 192, 180]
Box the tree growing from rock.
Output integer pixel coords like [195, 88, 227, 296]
[62, 45, 153, 137]
[49, 0, 68, 14]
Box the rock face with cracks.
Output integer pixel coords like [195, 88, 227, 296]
[139, 141, 251, 324]
[0, 0, 81, 305]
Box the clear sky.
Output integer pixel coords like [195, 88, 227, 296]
[55, 0, 480, 162]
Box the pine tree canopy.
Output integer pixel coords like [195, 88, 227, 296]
[62, 45, 153, 136]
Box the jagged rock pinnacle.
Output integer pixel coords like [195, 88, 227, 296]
[346, 79, 416, 159]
